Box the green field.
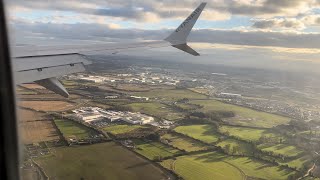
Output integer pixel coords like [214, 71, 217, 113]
[219, 125, 281, 142]
[134, 88, 207, 101]
[127, 102, 184, 121]
[161, 157, 243, 180]
[61, 80, 81, 88]
[174, 125, 220, 144]
[258, 144, 303, 157]
[191, 100, 290, 128]
[102, 124, 146, 135]
[35, 142, 169, 179]
[54, 119, 98, 139]
[161, 133, 209, 152]
[175, 103, 200, 111]
[161, 151, 294, 180]
[217, 139, 254, 156]
[279, 154, 313, 170]
[134, 139, 182, 160]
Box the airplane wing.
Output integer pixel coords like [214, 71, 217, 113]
[12, 2, 207, 97]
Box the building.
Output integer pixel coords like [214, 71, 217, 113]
[218, 92, 242, 99]
[72, 107, 155, 125]
[105, 95, 118, 99]
[75, 112, 104, 122]
[122, 112, 154, 124]
[79, 76, 106, 83]
[130, 96, 149, 101]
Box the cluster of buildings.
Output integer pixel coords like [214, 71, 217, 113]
[216, 92, 242, 99]
[220, 98, 318, 120]
[67, 71, 181, 86]
[72, 107, 154, 125]
[121, 72, 180, 86]
[67, 75, 118, 83]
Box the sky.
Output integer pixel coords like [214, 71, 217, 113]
[5, 0, 320, 73]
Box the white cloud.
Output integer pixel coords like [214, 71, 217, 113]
[252, 18, 305, 30]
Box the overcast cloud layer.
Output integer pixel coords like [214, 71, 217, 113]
[7, 0, 320, 47]
[5, 0, 320, 71]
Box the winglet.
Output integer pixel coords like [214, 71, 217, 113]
[165, 2, 206, 56]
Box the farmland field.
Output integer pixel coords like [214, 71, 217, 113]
[258, 144, 303, 157]
[175, 103, 200, 111]
[18, 93, 80, 100]
[134, 88, 207, 101]
[174, 125, 220, 144]
[18, 109, 59, 144]
[54, 119, 98, 139]
[161, 151, 294, 180]
[102, 124, 147, 135]
[279, 155, 313, 170]
[35, 142, 169, 179]
[114, 84, 151, 92]
[161, 157, 243, 180]
[134, 139, 182, 160]
[19, 100, 74, 112]
[16, 88, 37, 95]
[127, 102, 184, 121]
[20, 83, 46, 89]
[217, 139, 254, 156]
[161, 133, 209, 152]
[190, 100, 290, 128]
[219, 125, 282, 142]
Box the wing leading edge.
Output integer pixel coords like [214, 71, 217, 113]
[13, 2, 207, 97]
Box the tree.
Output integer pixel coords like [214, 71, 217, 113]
[232, 146, 238, 155]
[146, 133, 160, 141]
[224, 131, 230, 136]
[225, 144, 231, 154]
[279, 138, 283, 144]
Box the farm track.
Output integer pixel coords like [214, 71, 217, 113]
[222, 160, 247, 180]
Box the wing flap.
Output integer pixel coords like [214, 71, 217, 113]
[14, 54, 91, 84]
[35, 77, 69, 98]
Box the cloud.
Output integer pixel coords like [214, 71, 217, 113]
[9, 19, 320, 50]
[6, 0, 320, 23]
[209, 0, 313, 17]
[108, 23, 121, 29]
[251, 13, 320, 30]
[252, 18, 305, 30]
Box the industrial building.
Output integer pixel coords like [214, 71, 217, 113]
[218, 92, 242, 98]
[72, 107, 154, 125]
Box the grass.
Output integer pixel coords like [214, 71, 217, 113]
[174, 125, 220, 144]
[219, 125, 282, 142]
[114, 84, 151, 92]
[61, 80, 80, 88]
[279, 154, 313, 170]
[258, 144, 303, 157]
[161, 151, 294, 180]
[126, 102, 184, 121]
[54, 119, 98, 139]
[175, 103, 200, 111]
[217, 139, 254, 156]
[35, 142, 168, 179]
[134, 88, 207, 101]
[161, 156, 244, 180]
[101, 124, 146, 135]
[161, 133, 209, 152]
[191, 100, 290, 128]
[188, 87, 210, 95]
[133, 139, 182, 160]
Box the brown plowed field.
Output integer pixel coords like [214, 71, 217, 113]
[18, 109, 60, 144]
